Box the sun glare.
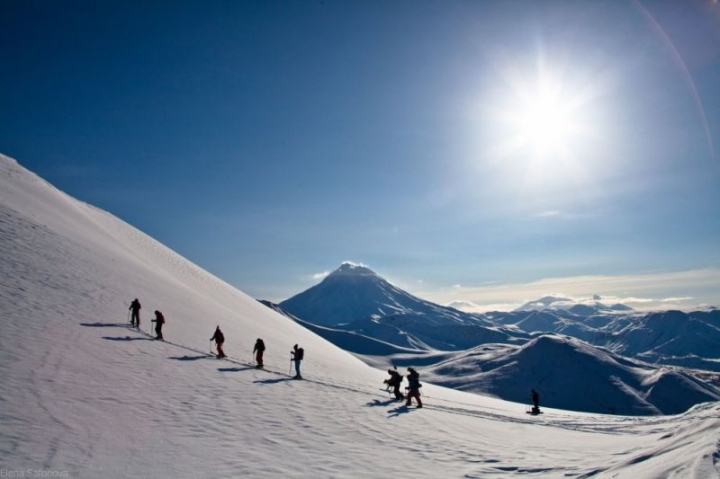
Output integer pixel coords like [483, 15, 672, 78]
[516, 84, 574, 155]
[504, 76, 580, 158]
[479, 60, 610, 197]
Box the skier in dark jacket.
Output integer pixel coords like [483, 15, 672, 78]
[210, 326, 226, 359]
[129, 299, 141, 328]
[405, 367, 423, 408]
[385, 368, 404, 401]
[531, 389, 540, 413]
[253, 338, 265, 368]
[291, 344, 304, 379]
[151, 310, 165, 340]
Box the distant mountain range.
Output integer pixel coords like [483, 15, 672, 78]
[514, 294, 634, 314]
[268, 263, 720, 415]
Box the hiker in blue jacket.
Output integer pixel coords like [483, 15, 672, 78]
[291, 344, 304, 379]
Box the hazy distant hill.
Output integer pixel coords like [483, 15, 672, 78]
[601, 310, 720, 364]
[421, 334, 720, 415]
[514, 294, 634, 315]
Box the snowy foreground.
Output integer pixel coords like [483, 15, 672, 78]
[1, 153, 719, 478]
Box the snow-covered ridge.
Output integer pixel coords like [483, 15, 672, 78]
[514, 294, 634, 314]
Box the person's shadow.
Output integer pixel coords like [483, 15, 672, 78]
[387, 405, 412, 418]
[81, 322, 130, 328]
[169, 355, 210, 361]
[102, 336, 153, 341]
[366, 398, 397, 407]
[218, 366, 255, 372]
[253, 377, 294, 385]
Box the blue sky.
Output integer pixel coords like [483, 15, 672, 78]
[2, 0, 719, 311]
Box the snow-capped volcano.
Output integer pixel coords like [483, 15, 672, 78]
[280, 262, 482, 327]
[278, 262, 528, 351]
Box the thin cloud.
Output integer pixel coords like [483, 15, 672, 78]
[446, 300, 483, 313]
[418, 268, 720, 312]
[660, 297, 694, 303]
[308, 271, 330, 281]
[534, 210, 562, 218]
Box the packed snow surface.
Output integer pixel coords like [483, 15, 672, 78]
[1, 153, 719, 478]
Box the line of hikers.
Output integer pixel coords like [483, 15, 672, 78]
[130, 298, 538, 410]
[208, 327, 304, 379]
[130, 298, 304, 378]
[130, 298, 422, 404]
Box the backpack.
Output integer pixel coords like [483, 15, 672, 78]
[409, 371, 421, 389]
[157, 312, 165, 324]
[296, 348, 304, 360]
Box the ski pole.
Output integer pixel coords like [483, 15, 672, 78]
[209, 340, 213, 355]
[289, 355, 293, 375]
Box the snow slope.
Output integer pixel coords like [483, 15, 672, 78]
[2, 153, 720, 478]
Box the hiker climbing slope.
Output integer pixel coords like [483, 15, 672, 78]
[210, 326, 226, 359]
[291, 344, 304, 379]
[253, 338, 265, 368]
[405, 367, 423, 408]
[151, 310, 165, 340]
[385, 368, 404, 401]
[129, 298, 141, 328]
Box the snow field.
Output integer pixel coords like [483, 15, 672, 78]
[1, 154, 719, 478]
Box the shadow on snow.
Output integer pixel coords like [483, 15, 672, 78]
[366, 398, 400, 407]
[387, 405, 414, 418]
[217, 366, 257, 372]
[102, 336, 154, 341]
[81, 322, 132, 328]
[253, 377, 295, 385]
[169, 355, 211, 361]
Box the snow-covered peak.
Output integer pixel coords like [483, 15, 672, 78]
[516, 295, 573, 311]
[515, 294, 633, 315]
[327, 261, 378, 278]
[281, 262, 484, 328]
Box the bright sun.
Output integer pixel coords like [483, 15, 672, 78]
[489, 66, 598, 167]
[505, 77, 580, 158]
[481, 59, 608, 196]
[516, 84, 574, 156]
